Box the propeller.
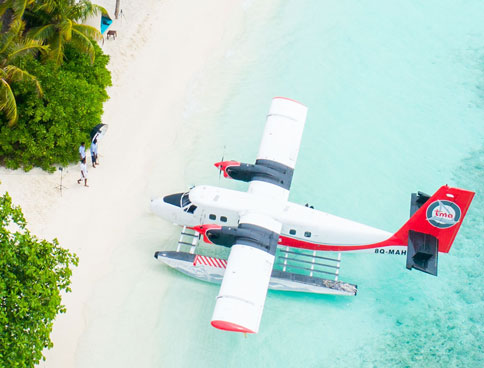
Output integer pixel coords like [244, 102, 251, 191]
[218, 145, 226, 182]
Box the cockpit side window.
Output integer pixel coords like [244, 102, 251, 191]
[178, 192, 197, 213]
[186, 205, 197, 213]
[181, 192, 191, 208]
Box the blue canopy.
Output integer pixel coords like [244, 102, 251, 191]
[101, 16, 112, 34]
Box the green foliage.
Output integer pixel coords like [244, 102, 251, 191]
[0, 42, 111, 171]
[0, 18, 46, 126]
[25, 0, 104, 66]
[0, 191, 78, 367]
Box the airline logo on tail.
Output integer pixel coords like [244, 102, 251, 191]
[426, 200, 461, 229]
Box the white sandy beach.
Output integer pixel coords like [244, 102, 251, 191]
[0, 0, 259, 366]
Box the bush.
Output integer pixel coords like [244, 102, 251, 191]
[0, 43, 111, 171]
[0, 191, 78, 367]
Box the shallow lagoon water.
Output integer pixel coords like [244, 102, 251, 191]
[77, 1, 483, 367]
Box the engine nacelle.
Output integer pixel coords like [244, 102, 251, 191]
[193, 224, 279, 254]
[214, 159, 294, 190]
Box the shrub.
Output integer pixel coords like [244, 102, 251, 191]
[0, 191, 78, 367]
[0, 42, 111, 171]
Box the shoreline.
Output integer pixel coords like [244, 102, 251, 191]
[1, 0, 259, 366]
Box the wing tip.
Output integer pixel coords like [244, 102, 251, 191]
[273, 96, 306, 107]
[211, 320, 255, 334]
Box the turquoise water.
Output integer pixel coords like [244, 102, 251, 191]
[161, 1, 484, 367]
[77, 1, 484, 367]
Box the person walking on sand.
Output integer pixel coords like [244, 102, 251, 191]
[77, 158, 89, 187]
[79, 142, 86, 161]
[90, 139, 98, 168]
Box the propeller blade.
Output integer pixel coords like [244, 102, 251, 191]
[218, 146, 225, 182]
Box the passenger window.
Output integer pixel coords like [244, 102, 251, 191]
[289, 229, 296, 235]
[209, 214, 216, 220]
[220, 216, 227, 222]
[304, 231, 311, 238]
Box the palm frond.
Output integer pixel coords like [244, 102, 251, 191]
[69, 1, 106, 22]
[26, 24, 56, 42]
[72, 23, 102, 41]
[10, 0, 31, 19]
[71, 27, 95, 64]
[59, 19, 73, 41]
[7, 39, 48, 63]
[0, 78, 18, 126]
[0, 17, 25, 46]
[48, 33, 64, 66]
[40, 0, 56, 9]
[0, 29, 16, 55]
[4, 65, 42, 96]
[92, 4, 107, 16]
[0, 0, 33, 26]
[0, 1, 12, 17]
[31, 0, 58, 14]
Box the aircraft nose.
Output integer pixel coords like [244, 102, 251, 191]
[150, 196, 171, 219]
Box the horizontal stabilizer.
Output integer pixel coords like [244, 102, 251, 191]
[406, 230, 438, 276]
[409, 191, 431, 216]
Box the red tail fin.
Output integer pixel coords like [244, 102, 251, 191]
[395, 185, 474, 253]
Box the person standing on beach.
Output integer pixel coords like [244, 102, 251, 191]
[77, 158, 89, 187]
[79, 142, 86, 161]
[90, 139, 98, 168]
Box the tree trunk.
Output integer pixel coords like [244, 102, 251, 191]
[0, 0, 14, 33]
[114, 0, 120, 19]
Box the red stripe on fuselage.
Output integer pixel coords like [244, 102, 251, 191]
[278, 234, 406, 252]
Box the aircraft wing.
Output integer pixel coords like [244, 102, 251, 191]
[207, 98, 307, 332]
[210, 212, 281, 333]
[248, 97, 308, 201]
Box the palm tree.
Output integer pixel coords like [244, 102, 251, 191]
[26, 0, 103, 66]
[0, 0, 34, 33]
[0, 19, 45, 126]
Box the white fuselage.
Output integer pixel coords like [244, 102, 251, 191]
[151, 185, 407, 254]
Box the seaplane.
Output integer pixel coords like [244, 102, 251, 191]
[150, 97, 474, 334]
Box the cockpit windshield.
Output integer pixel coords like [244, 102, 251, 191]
[163, 192, 197, 214]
